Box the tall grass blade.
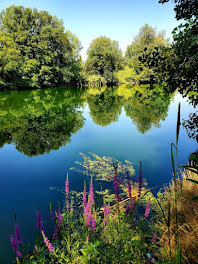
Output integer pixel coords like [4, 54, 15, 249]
[176, 102, 181, 145]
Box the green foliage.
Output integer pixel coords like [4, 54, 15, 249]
[0, 87, 85, 156]
[157, 1, 198, 96]
[115, 66, 137, 84]
[85, 36, 124, 85]
[159, 0, 198, 20]
[86, 86, 124, 126]
[70, 152, 135, 182]
[125, 24, 169, 84]
[0, 6, 83, 89]
[123, 85, 172, 133]
[21, 174, 159, 264]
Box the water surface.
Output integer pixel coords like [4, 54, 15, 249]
[0, 85, 196, 263]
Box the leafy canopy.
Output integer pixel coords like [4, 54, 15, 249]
[85, 36, 123, 85]
[0, 5, 83, 89]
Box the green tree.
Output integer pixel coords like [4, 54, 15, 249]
[85, 36, 123, 85]
[86, 86, 124, 126]
[0, 87, 85, 156]
[0, 5, 83, 90]
[158, 0, 198, 95]
[125, 24, 169, 84]
[124, 85, 172, 133]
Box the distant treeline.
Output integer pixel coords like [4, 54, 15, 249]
[0, 1, 197, 96]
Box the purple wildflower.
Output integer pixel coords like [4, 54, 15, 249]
[10, 235, 17, 252]
[113, 170, 120, 202]
[57, 208, 63, 224]
[65, 174, 69, 211]
[42, 231, 55, 253]
[14, 223, 22, 245]
[37, 209, 44, 231]
[83, 181, 87, 207]
[84, 200, 91, 216]
[52, 225, 59, 240]
[10, 235, 22, 258]
[127, 180, 134, 214]
[89, 180, 94, 205]
[138, 162, 143, 199]
[86, 210, 92, 227]
[92, 215, 96, 231]
[70, 202, 74, 214]
[152, 233, 157, 242]
[49, 210, 55, 220]
[103, 204, 110, 226]
[145, 203, 151, 218]
[16, 250, 22, 258]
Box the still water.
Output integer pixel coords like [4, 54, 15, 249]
[0, 85, 196, 263]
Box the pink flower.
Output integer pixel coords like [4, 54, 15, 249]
[57, 208, 63, 224]
[65, 174, 69, 198]
[145, 203, 151, 218]
[138, 162, 143, 199]
[37, 209, 44, 232]
[83, 181, 87, 207]
[113, 170, 120, 202]
[65, 174, 69, 211]
[103, 204, 110, 226]
[86, 211, 92, 227]
[70, 202, 74, 213]
[152, 233, 157, 242]
[14, 223, 22, 245]
[126, 180, 134, 214]
[42, 231, 55, 253]
[92, 216, 96, 231]
[10, 235, 22, 258]
[89, 181, 94, 205]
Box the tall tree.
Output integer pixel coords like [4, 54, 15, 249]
[125, 24, 168, 84]
[0, 5, 83, 89]
[85, 36, 123, 85]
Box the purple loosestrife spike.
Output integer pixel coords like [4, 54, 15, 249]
[92, 216, 96, 231]
[86, 211, 91, 227]
[152, 233, 157, 242]
[103, 204, 110, 226]
[138, 162, 143, 199]
[16, 251, 22, 258]
[14, 223, 22, 245]
[10, 235, 22, 258]
[126, 180, 134, 214]
[42, 231, 55, 253]
[57, 208, 63, 224]
[49, 203, 55, 220]
[145, 203, 151, 218]
[70, 201, 74, 214]
[89, 179, 94, 205]
[83, 181, 87, 207]
[10, 235, 17, 252]
[84, 200, 91, 216]
[65, 173, 69, 211]
[37, 209, 44, 232]
[52, 225, 59, 240]
[113, 170, 120, 202]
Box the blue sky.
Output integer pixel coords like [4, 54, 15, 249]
[0, 0, 178, 60]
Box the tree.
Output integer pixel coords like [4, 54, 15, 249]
[159, 0, 198, 20]
[158, 0, 198, 95]
[0, 5, 83, 89]
[125, 24, 169, 84]
[0, 87, 85, 156]
[85, 36, 123, 85]
[124, 85, 172, 133]
[86, 87, 123, 126]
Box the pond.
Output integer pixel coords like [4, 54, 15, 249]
[0, 85, 196, 263]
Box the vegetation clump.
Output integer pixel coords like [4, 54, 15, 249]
[0, 6, 83, 90]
